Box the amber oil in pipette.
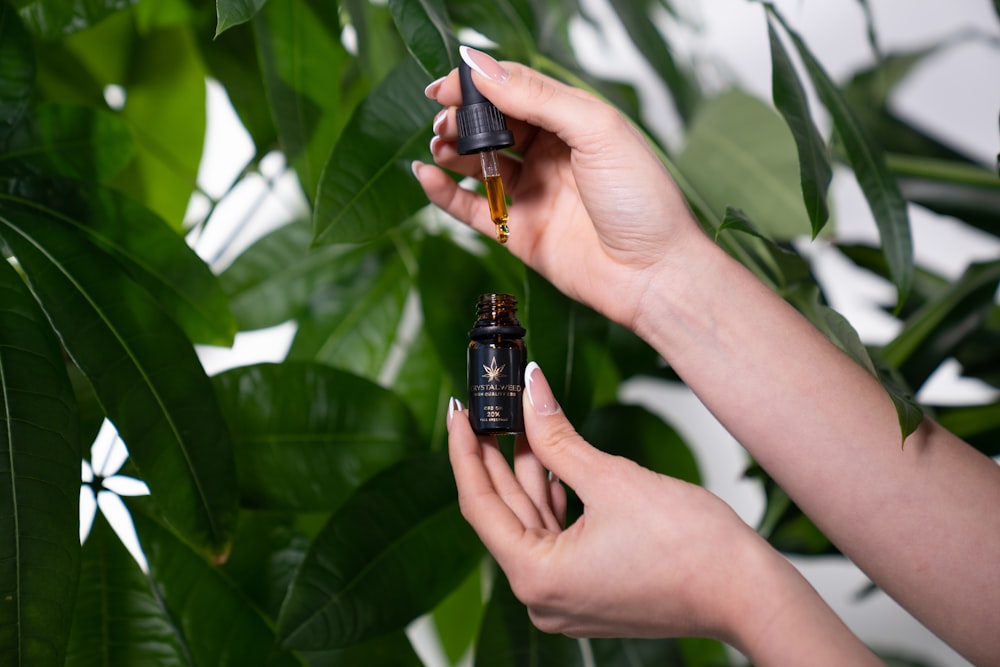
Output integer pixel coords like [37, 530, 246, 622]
[484, 175, 509, 243]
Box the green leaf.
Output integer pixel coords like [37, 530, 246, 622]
[213, 362, 421, 511]
[129, 501, 299, 666]
[277, 453, 483, 649]
[935, 402, 1000, 458]
[12, 0, 131, 39]
[3, 180, 237, 346]
[582, 404, 701, 485]
[677, 91, 810, 240]
[716, 205, 771, 243]
[432, 561, 486, 664]
[0, 258, 80, 667]
[590, 635, 731, 667]
[388, 0, 459, 79]
[313, 57, 438, 244]
[113, 24, 207, 229]
[879, 259, 1000, 389]
[216, 0, 266, 36]
[4, 104, 135, 181]
[253, 0, 352, 199]
[390, 326, 455, 450]
[474, 573, 584, 667]
[287, 238, 415, 380]
[523, 270, 609, 426]
[0, 5, 34, 142]
[889, 153, 1000, 233]
[607, 0, 700, 124]
[766, 18, 832, 236]
[768, 5, 913, 307]
[66, 514, 188, 666]
[0, 204, 238, 557]
[220, 219, 376, 331]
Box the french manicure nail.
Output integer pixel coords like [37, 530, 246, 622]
[410, 160, 424, 180]
[447, 396, 463, 431]
[525, 361, 559, 416]
[424, 76, 446, 98]
[459, 45, 510, 83]
[432, 108, 447, 134]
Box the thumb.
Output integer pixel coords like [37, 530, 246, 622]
[523, 361, 608, 495]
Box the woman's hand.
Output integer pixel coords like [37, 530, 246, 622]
[413, 47, 701, 329]
[448, 361, 883, 665]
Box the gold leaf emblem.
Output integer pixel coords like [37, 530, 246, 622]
[482, 357, 505, 382]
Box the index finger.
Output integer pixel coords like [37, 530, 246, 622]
[447, 400, 532, 564]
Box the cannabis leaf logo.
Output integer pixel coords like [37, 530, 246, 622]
[482, 357, 506, 382]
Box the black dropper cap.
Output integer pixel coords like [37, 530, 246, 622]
[456, 59, 515, 156]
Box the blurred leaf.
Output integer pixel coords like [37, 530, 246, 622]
[66, 514, 188, 666]
[390, 326, 455, 449]
[0, 204, 238, 557]
[443, 1, 535, 63]
[474, 572, 584, 667]
[590, 636, 731, 667]
[3, 179, 237, 345]
[608, 0, 700, 124]
[889, 154, 1000, 233]
[254, 0, 351, 199]
[748, 464, 838, 556]
[277, 453, 483, 649]
[880, 260, 1000, 389]
[0, 5, 34, 142]
[220, 219, 377, 331]
[432, 560, 486, 664]
[12, 0, 131, 39]
[288, 237, 415, 380]
[523, 269, 609, 426]
[215, 0, 265, 36]
[300, 632, 424, 667]
[935, 401, 1000, 458]
[768, 6, 913, 307]
[389, 0, 459, 79]
[111, 24, 207, 229]
[312, 57, 439, 244]
[213, 362, 420, 511]
[5, 104, 135, 181]
[0, 258, 80, 667]
[953, 305, 1000, 389]
[130, 500, 299, 666]
[582, 404, 701, 485]
[678, 91, 809, 240]
[767, 18, 832, 236]
[343, 0, 410, 84]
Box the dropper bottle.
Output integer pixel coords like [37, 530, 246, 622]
[456, 58, 515, 244]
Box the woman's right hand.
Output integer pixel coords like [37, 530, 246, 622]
[413, 47, 706, 330]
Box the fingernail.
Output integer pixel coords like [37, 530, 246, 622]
[447, 396, 463, 431]
[525, 361, 559, 416]
[429, 135, 442, 155]
[424, 76, 446, 98]
[432, 108, 447, 134]
[459, 45, 509, 83]
[410, 160, 424, 180]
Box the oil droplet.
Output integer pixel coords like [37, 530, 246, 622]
[495, 222, 509, 244]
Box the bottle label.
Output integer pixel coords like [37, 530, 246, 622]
[468, 347, 525, 434]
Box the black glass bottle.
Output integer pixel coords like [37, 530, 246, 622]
[467, 293, 526, 435]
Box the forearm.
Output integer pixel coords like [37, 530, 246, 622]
[633, 230, 1000, 663]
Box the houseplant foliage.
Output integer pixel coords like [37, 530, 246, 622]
[0, 0, 997, 664]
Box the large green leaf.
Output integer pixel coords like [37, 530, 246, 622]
[312, 57, 438, 244]
[388, 0, 458, 79]
[879, 259, 1000, 389]
[935, 402, 1000, 458]
[608, 0, 700, 125]
[11, 0, 131, 39]
[129, 501, 300, 667]
[254, 0, 351, 200]
[0, 5, 34, 142]
[0, 205, 238, 557]
[474, 573, 584, 667]
[677, 91, 810, 240]
[4, 104, 135, 181]
[0, 258, 80, 667]
[522, 270, 609, 426]
[66, 514, 188, 666]
[389, 326, 455, 449]
[213, 362, 420, 511]
[768, 5, 913, 306]
[277, 453, 483, 650]
[220, 219, 377, 331]
[215, 0, 266, 36]
[590, 636, 732, 667]
[582, 404, 700, 485]
[766, 17, 831, 236]
[287, 239, 415, 380]
[2, 180, 237, 346]
[113, 24, 207, 229]
[889, 154, 1000, 233]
